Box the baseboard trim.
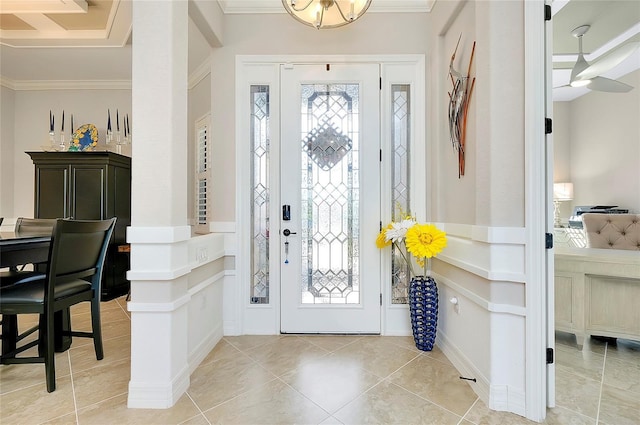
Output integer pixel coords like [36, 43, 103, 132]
[188, 323, 223, 374]
[127, 365, 190, 409]
[436, 329, 490, 407]
[437, 329, 527, 418]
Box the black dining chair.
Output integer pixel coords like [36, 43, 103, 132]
[1, 218, 57, 356]
[0, 218, 56, 287]
[14, 217, 58, 236]
[0, 218, 116, 392]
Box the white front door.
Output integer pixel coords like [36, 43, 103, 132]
[280, 63, 381, 334]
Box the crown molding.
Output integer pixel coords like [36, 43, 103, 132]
[188, 58, 212, 90]
[219, 0, 436, 14]
[2, 78, 131, 91]
[2, 61, 210, 91]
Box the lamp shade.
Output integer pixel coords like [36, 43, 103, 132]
[553, 182, 574, 201]
[282, 0, 372, 29]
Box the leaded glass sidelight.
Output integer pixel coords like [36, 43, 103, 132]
[391, 84, 411, 304]
[300, 84, 360, 304]
[250, 85, 270, 304]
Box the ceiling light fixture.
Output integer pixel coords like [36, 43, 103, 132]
[282, 0, 372, 30]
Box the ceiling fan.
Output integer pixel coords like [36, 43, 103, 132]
[565, 24, 639, 93]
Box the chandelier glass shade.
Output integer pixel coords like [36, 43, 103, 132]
[282, 0, 372, 29]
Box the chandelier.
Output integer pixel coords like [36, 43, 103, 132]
[282, 0, 372, 30]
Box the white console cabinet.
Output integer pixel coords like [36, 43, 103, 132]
[554, 247, 640, 346]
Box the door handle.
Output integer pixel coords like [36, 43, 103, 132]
[282, 228, 296, 264]
[283, 229, 297, 237]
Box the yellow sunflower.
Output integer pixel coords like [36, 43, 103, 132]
[376, 224, 393, 248]
[405, 223, 447, 266]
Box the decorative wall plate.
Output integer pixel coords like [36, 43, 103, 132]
[70, 123, 98, 151]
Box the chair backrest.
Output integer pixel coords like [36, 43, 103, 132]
[15, 218, 57, 236]
[583, 213, 640, 250]
[45, 218, 117, 299]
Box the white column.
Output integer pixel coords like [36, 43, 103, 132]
[127, 0, 191, 408]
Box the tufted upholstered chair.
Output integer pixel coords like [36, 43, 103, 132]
[582, 213, 640, 250]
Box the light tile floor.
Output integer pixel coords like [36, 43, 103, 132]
[1, 296, 638, 424]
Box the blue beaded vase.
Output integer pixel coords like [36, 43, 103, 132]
[409, 275, 439, 351]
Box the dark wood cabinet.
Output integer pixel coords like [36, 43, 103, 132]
[27, 151, 131, 300]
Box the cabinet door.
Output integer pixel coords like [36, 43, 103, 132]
[71, 165, 105, 219]
[35, 165, 70, 218]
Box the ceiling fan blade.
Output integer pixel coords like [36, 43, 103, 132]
[577, 41, 640, 80]
[587, 76, 634, 93]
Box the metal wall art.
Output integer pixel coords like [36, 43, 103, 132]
[448, 35, 476, 178]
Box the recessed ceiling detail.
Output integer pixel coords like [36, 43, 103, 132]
[0, 0, 131, 47]
[0, 0, 88, 14]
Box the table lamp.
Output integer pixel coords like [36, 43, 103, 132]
[553, 182, 574, 227]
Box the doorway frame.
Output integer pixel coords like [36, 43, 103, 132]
[234, 54, 425, 336]
[523, 1, 553, 421]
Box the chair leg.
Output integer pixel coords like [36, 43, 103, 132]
[1, 315, 18, 357]
[90, 299, 104, 360]
[44, 312, 56, 392]
[54, 310, 72, 352]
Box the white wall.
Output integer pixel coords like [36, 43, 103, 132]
[0, 85, 15, 219]
[126, 1, 223, 409]
[0, 44, 132, 81]
[425, 0, 530, 416]
[428, 0, 525, 228]
[552, 102, 573, 221]
[554, 69, 640, 214]
[9, 88, 132, 219]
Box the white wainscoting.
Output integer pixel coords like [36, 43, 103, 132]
[127, 229, 229, 408]
[434, 223, 527, 417]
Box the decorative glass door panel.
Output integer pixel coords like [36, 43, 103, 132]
[280, 64, 380, 333]
[391, 84, 411, 304]
[301, 83, 359, 305]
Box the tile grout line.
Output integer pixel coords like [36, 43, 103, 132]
[35, 353, 78, 425]
[116, 296, 132, 320]
[67, 391, 128, 417]
[595, 341, 608, 424]
[195, 376, 280, 418]
[193, 354, 281, 416]
[67, 351, 80, 425]
[183, 391, 212, 425]
[458, 397, 480, 425]
[273, 374, 335, 420]
[218, 337, 389, 421]
[380, 375, 466, 421]
[379, 354, 469, 421]
[300, 335, 364, 353]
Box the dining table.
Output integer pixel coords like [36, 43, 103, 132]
[0, 231, 72, 355]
